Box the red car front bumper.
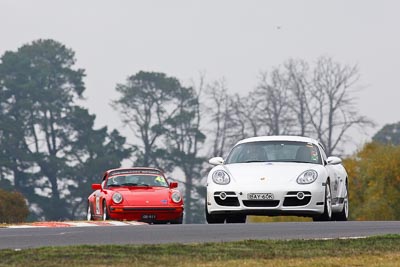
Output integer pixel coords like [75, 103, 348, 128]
[108, 206, 184, 222]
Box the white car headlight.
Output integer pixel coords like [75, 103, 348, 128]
[297, 170, 318, 184]
[171, 191, 182, 203]
[112, 192, 123, 204]
[212, 170, 230, 185]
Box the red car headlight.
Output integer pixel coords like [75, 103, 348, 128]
[112, 192, 123, 204]
[171, 191, 182, 203]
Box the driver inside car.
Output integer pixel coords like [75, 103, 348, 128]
[244, 145, 268, 162]
[112, 175, 126, 185]
[154, 175, 168, 187]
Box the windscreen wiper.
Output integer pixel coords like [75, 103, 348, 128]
[290, 160, 312, 164]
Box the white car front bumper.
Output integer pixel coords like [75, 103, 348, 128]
[206, 182, 326, 217]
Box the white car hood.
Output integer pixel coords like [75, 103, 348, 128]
[222, 162, 321, 186]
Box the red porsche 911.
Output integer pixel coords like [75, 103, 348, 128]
[87, 167, 184, 224]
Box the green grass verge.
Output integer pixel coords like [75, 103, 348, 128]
[1, 235, 399, 267]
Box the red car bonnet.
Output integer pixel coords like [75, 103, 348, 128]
[108, 187, 172, 206]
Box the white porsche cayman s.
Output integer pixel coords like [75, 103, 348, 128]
[205, 136, 349, 223]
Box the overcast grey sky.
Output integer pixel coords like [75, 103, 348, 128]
[1, 0, 399, 153]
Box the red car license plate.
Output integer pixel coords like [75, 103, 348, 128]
[142, 214, 156, 220]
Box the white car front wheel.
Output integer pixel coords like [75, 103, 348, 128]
[333, 181, 349, 221]
[313, 182, 332, 221]
[205, 202, 225, 224]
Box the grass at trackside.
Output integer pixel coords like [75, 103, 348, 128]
[0, 235, 400, 267]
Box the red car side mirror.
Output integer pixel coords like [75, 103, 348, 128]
[169, 182, 178, 189]
[92, 183, 102, 190]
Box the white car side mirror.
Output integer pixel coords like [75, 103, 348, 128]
[209, 157, 224, 165]
[326, 156, 342, 165]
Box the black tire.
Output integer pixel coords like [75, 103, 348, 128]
[205, 203, 225, 224]
[87, 202, 93, 221]
[102, 201, 110, 220]
[153, 221, 168, 225]
[226, 214, 247, 223]
[333, 181, 349, 221]
[170, 215, 183, 224]
[313, 182, 332, 222]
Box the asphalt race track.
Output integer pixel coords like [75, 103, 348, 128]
[1, 221, 400, 249]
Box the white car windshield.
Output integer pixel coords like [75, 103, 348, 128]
[225, 141, 322, 165]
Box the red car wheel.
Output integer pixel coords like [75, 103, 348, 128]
[87, 203, 93, 221]
[102, 201, 110, 220]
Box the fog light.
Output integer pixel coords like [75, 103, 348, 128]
[297, 192, 305, 200]
[219, 192, 227, 200]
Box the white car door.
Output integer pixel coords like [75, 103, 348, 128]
[325, 163, 340, 200]
[318, 145, 339, 200]
[332, 163, 347, 199]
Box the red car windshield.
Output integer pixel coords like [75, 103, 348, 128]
[106, 174, 169, 188]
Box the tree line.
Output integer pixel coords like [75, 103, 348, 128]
[2, 39, 396, 223]
[204, 58, 373, 157]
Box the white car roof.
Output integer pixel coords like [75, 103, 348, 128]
[235, 135, 320, 146]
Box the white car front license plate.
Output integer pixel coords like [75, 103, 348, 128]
[247, 193, 274, 200]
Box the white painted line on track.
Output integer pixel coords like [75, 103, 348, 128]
[65, 222, 98, 227]
[3, 221, 148, 228]
[311, 236, 368, 240]
[8, 225, 46, 228]
[106, 221, 134, 226]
